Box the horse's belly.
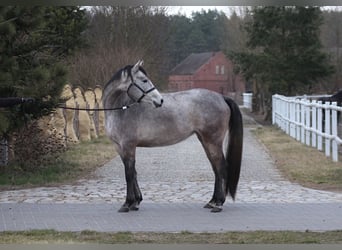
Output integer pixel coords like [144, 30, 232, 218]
[137, 129, 194, 147]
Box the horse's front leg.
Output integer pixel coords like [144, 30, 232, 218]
[119, 153, 142, 212]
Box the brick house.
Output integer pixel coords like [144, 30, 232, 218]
[168, 51, 245, 102]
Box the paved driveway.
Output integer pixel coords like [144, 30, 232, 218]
[1, 114, 341, 204]
[1, 110, 342, 232]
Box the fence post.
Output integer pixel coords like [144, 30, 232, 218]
[272, 95, 276, 125]
[285, 99, 290, 135]
[325, 102, 331, 157]
[279, 96, 284, 130]
[332, 102, 338, 162]
[279, 97, 283, 130]
[317, 101, 323, 151]
[305, 99, 311, 146]
[290, 100, 295, 138]
[284, 97, 288, 132]
[300, 99, 305, 144]
[295, 100, 301, 141]
[311, 100, 317, 148]
[243, 93, 253, 112]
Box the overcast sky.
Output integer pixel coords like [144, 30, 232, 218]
[82, 6, 342, 18]
[166, 6, 342, 17]
[166, 6, 234, 17]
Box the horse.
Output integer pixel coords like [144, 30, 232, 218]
[318, 90, 342, 130]
[103, 60, 243, 213]
[318, 90, 342, 107]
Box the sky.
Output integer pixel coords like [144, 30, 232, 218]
[82, 6, 341, 18]
[165, 6, 342, 17]
[166, 6, 236, 17]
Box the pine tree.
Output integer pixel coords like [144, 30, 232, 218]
[167, 10, 229, 68]
[234, 7, 334, 94]
[0, 6, 88, 137]
[231, 6, 334, 117]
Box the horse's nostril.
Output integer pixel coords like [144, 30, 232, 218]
[153, 99, 163, 108]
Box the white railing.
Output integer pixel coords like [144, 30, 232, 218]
[243, 92, 253, 111]
[272, 94, 342, 162]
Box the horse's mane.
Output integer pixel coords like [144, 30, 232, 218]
[103, 65, 147, 91]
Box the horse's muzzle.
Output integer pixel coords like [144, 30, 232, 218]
[153, 99, 163, 108]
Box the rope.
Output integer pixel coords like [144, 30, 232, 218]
[59, 103, 137, 111]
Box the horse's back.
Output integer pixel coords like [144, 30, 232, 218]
[165, 88, 230, 118]
[161, 88, 231, 137]
[165, 89, 228, 110]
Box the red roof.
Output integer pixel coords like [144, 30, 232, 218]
[169, 52, 217, 75]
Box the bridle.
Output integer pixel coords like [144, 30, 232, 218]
[60, 70, 156, 112]
[126, 73, 156, 103]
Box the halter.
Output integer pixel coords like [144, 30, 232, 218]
[60, 67, 156, 111]
[126, 73, 156, 103]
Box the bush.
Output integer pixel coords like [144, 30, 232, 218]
[9, 119, 67, 172]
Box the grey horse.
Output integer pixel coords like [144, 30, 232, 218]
[103, 60, 243, 213]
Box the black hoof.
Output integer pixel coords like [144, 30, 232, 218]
[118, 205, 130, 213]
[211, 206, 223, 213]
[210, 205, 222, 213]
[129, 202, 140, 211]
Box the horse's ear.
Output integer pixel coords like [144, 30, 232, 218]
[132, 60, 144, 73]
[121, 69, 128, 81]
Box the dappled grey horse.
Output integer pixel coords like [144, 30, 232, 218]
[103, 60, 243, 213]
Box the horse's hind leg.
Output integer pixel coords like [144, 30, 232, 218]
[197, 135, 226, 212]
[208, 157, 227, 213]
[204, 170, 225, 212]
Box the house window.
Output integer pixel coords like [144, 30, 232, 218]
[215, 65, 220, 75]
[221, 65, 225, 75]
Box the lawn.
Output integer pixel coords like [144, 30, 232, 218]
[1, 230, 342, 244]
[252, 125, 342, 191]
[0, 137, 116, 189]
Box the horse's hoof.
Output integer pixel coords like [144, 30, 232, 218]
[129, 202, 140, 211]
[204, 202, 215, 209]
[210, 206, 223, 213]
[118, 206, 130, 213]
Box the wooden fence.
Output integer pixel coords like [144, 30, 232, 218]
[272, 94, 342, 162]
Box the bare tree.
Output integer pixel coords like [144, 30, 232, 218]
[69, 6, 170, 90]
[320, 9, 342, 92]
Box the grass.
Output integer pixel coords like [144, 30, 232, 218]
[1, 230, 342, 244]
[252, 125, 342, 191]
[0, 137, 116, 189]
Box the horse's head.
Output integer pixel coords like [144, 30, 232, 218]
[119, 60, 163, 108]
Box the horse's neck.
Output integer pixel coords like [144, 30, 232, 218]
[103, 84, 130, 108]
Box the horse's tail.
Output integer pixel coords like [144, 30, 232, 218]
[223, 96, 243, 200]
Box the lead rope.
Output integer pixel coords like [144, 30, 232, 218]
[59, 102, 138, 111]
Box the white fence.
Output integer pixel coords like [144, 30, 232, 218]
[243, 93, 253, 111]
[272, 94, 342, 162]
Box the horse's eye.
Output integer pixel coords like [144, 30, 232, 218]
[143, 80, 148, 83]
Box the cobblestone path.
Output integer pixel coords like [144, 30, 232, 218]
[1, 111, 342, 205]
